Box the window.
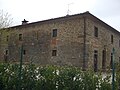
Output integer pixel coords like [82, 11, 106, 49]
[94, 50, 98, 54]
[111, 35, 113, 44]
[94, 26, 98, 37]
[52, 29, 57, 37]
[5, 50, 8, 55]
[6, 35, 9, 41]
[36, 31, 39, 40]
[119, 40, 120, 47]
[19, 34, 23, 41]
[23, 50, 26, 55]
[94, 50, 98, 72]
[119, 57, 120, 63]
[4, 50, 8, 62]
[102, 50, 106, 69]
[52, 50, 57, 56]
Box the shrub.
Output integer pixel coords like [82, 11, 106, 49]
[0, 63, 118, 90]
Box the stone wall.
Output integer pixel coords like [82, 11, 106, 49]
[0, 15, 85, 67]
[86, 17, 120, 70]
[0, 12, 120, 71]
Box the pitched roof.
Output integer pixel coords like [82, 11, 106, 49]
[5, 11, 120, 35]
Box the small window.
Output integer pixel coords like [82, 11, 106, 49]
[6, 35, 9, 41]
[119, 40, 120, 47]
[94, 26, 98, 37]
[111, 35, 113, 44]
[94, 50, 98, 54]
[5, 50, 8, 55]
[36, 31, 39, 40]
[19, 34, 23, 41]
[119, 57, 120, 63]
[52, 50, 57, 56]
[52, 29, 57, 37]
[23, 50, 26, 55]
[4, 50, 8, 62]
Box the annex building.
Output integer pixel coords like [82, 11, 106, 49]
[0, 11, 120, 71]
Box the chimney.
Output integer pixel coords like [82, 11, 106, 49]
[22, 19, 28, 25]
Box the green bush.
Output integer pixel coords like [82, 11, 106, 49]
[115, 63, 120, 90]
[0, 63, 118, 90]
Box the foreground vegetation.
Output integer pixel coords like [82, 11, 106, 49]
[0, 63, 120, 90]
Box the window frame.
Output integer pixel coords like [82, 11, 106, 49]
[6, 35, 9, 41]
[119, 40, 120, 47]
[94, 26, 98, 37]
[119, 57, 120, 63]
[19, 34, 23, 41]
[111, 34, 113, 44]
[23, 50, 26, 55]
[52, 50, 57, 56]
[5, 50, 9, 55]
[52, 29, 57, 37]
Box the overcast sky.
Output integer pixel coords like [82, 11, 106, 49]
[0, 0, 120, 31]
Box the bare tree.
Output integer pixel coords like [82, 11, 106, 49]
[0, 10, 13, 29]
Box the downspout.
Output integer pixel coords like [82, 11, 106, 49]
[83, 16, 86, 70]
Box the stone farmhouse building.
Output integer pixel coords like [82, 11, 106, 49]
[0, 11, 120, 71]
